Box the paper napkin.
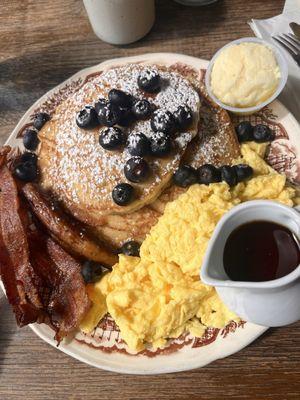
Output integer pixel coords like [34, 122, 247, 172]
[249, 0, 300, 122]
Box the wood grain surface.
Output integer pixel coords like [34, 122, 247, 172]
[1, 0, 300, 399]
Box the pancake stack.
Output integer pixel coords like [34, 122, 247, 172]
[37, 61, 240, 257]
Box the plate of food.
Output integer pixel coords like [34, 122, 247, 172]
[0, 49, 299, 375]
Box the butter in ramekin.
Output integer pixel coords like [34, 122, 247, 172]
[210, 42, 281, 108]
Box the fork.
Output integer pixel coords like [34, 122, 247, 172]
[272, 33, 300, 67]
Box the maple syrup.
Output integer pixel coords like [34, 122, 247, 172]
[223, 221, 300, 282]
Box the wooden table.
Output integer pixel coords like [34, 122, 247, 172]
[1, 0, 300, 399]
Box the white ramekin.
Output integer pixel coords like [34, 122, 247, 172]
[205, 37, 289, 116]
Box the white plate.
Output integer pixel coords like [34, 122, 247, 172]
[3, 53, 300, 374]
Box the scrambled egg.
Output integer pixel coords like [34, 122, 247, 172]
[80, 143, 296, 351]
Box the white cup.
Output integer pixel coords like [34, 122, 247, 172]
[83, 0, 155, 45]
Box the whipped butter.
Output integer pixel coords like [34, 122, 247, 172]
[210, 42, 281, 108]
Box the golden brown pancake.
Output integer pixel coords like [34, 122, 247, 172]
[94, 82, 241, 249]
[37, 63, 200, 226]
[183, 82, 240, 168]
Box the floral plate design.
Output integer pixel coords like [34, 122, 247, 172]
[2, 53, 300, 374]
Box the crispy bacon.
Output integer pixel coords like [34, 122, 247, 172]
[0, 163, 43, 325]
[0, 228, 42, 325]
[0, 145, 21, 171]
[0, 154, 90, 342]
[28, 232, 90, 343]
[22, 183, 116, 266]
[0, 146, 12, 164]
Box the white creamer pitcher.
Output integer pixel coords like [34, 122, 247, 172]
[200, 200, 300, 327]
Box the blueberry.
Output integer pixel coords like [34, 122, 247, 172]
[253, 124, 275, 142]
[220, 165, 237, 186]
[174, 105, 193, 130]
[112, 183, 134, 206]
[118, 106, 135, 127]
[197, 164, 221, 185]
[132, 99, 152, 120]
[76, 105, 99, 129]
[137, 69, 161, 93]
[150, 131, 172, 157]
[120, 241, 141, 257]
[108, 89, 133, 108]
[33, 112, 50, 130]
[151, 110, 176, 135]
[23, 129, 39, 151]
[95, 97, 108, 113]
[234, 164, 253, 182]
[126, 132, 150, 157]
[81, 261, 106, 284]
[99, 127, 125, 150]
[235, 121, 254, 142]
[173, 165, 198, 188]
[124, 157, 150, 183]
[97, 103, 121, 127]
[20, 152, 38, 164]
[14, 161, 38, 182]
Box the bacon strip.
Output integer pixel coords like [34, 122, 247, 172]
[28, 231, 90, 342]
[0, 227, 42, 325]
[22, 183, 116, 266]
[0, 164, 43, 325]
[0, 157, 90, 341]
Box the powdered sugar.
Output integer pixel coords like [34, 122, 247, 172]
[175, 132, 193, 149]
[139, 69, 158, 81]
[184, 96, 239, 168]
[127, 132, 144, 147]
[39, 63, 200, 218]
